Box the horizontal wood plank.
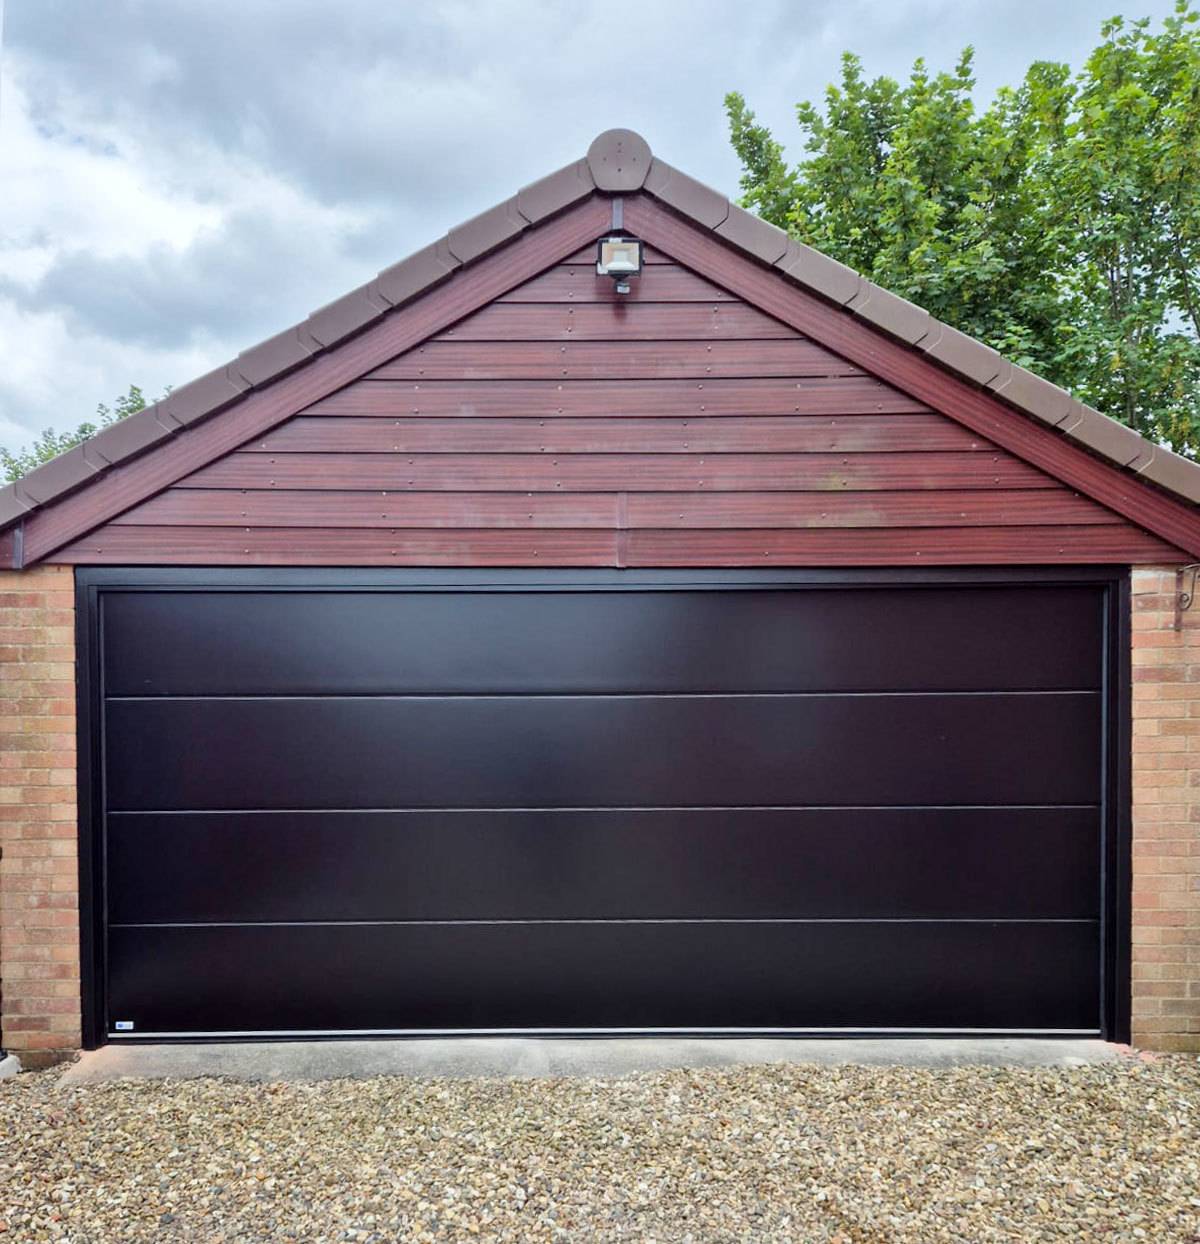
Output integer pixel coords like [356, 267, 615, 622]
[368, 339, 863, 381]
[114, 491, 620, 528]
[629, 526, 1183, 565]
[51, 522, 1175, 566]
[110, 488, 1120, 531]
[499, 264, 734, 303]
[439, 303, 799, 341]
[54, 527, 618, 565]
[626, 490, 1120, 530]
[182, 451, 1060, 493]
[255, 415, 977, 455]
[303, 377, 932, 418]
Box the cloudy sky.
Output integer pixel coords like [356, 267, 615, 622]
[0, 0, 1181, 451]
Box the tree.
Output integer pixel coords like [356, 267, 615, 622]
[726, 2, 1200, 454]
[1, 385, 160, 483]
[1036, 7, 1200, 450]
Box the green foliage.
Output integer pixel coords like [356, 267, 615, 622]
[726, 2, 1200, 454]
[1034, 5, 1200, 449]
[1, 386, 160, 483]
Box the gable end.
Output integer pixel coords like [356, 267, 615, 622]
[2, 129, 1198, 565]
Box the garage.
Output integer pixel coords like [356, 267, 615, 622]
[8, 130, 1200, 1057]
[82, 570, 1122, 1038]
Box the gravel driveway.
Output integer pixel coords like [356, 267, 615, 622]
[2, 1057, 1198, 1242]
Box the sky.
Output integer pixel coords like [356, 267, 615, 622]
[0, 0, 1184, 452]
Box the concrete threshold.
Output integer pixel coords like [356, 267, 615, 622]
[59, 1037, 1121, 1085]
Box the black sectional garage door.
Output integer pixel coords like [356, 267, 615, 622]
[88, 573, 1119, 1038]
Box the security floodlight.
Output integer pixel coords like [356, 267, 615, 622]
[596, 236, 644, 294]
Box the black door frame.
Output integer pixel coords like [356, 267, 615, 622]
[75, 565, 1132, 1048]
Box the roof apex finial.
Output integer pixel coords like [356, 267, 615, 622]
[586, 129, 651, 191]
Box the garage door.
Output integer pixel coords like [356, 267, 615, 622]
[88, 573, 1118, 1038]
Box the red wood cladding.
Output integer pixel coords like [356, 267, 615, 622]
[563, 243, 674, 265]
[628, 526, 1182, 565]
[499, 264, 734, 303]
[23, 196, 615, 565]
[252, 414, 981, 454]
[51, 203, 1188, 566]
[369, 339, 864, 380]
[56, 527, 619, 566]
[182, 451, 1057, 493]
[112, 487, 1123, 530]
[302, 377, 928, 418]
[439, 303, 799, 341]
[624, 194, 1200, 555]
[54, 523, 1179, 566]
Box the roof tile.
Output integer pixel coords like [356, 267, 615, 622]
[586, 129, 652, 191]
[11, 478, 40, 509]
[715, 203, 790, 264]
[1125, 440, 1157, 472]
[1071, 408, 1159, 468]
[776, 239, 861, 305]
[0, 490, 31, 529]
[921, 324, 1005, 386]
[79, 438, 112, 471]
[990, 364, 1076, 426]
[11, 444, 100, 506]
[375, 240, 461, 307]
[1138, 446, 1200, 505]
[235, 327, 318, 387]
[306, 286, 391, 349]
[1058, 401, 1088, 435]
[80, 404, 176, 466]
[162, 366, 251, 428]
[643, 159, 729, 229]
[517, 159, 596, 224]
[446, 197, 529, 265]
[846, 284, 931, 345]
[296, 322, 324, 354]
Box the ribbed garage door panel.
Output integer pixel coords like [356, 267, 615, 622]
[107, 808, 1100, 924]
[102, 587, 1101, 694]
[106, 695, 1099, 811]
[98, 584, 1107, 1035]
[107, 923, 1101, 1034]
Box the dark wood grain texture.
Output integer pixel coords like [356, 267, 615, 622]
[437, 303, 800, 341]
[108, 487, 1120, 530]
[54, 523, 1175, 565]
[57, 527, 620, 565]
[367, 339, 864, 380]
[499, 263, 735, 303]
[252, 414, 978, 454]
[629, 526, 1180, 564]
[179, 451, 1060, 493]
[302, 377, 931, 418]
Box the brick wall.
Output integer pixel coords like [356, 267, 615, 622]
[0, 565, 79, 1064]
[1131, 565, 1200, 1051]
